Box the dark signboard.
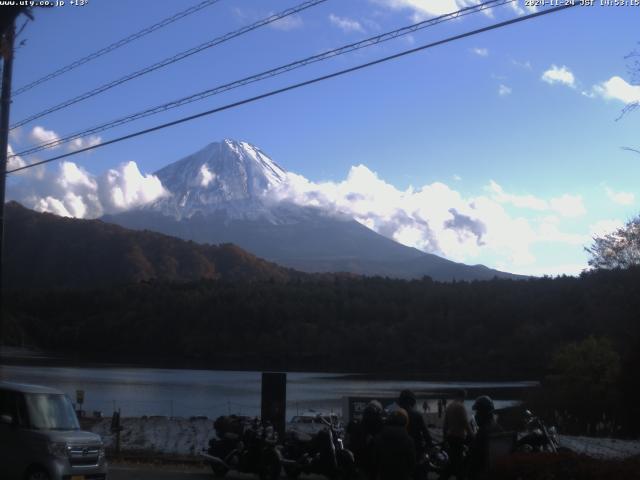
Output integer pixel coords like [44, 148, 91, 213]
[342, 396, 396, 423]
[261, 372, 286, 437]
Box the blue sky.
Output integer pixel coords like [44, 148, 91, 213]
[5, 0, 640, 276]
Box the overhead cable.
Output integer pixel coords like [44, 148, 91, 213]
[10, 0, 328, 130]
[7, 4, 577, 175]
[13, 0, 224, 96]
[14, 0, 513, 158]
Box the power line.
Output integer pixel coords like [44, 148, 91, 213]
[6, 4, 577, 175]
[13, 0, 514, 158]
[13, 0, 223, 97]
[9, 0, 328, 130]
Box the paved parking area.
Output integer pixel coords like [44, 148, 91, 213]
[108, 464, 328, 480]
[109, 464, 213, 480]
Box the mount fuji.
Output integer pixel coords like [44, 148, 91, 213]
[103, 139, 523, 281]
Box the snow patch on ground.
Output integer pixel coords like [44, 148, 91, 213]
[88, 417, 640, 460]
[90, 417, 214, 456]
[560, 435, 640, 459]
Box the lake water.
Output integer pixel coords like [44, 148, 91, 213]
[0, 364, 535, 420]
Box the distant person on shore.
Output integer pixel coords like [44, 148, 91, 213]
[468, 396, 502, 480]
[438, 398, 444, 419]
[374, 408, 416, 480]
[423, 400, 430, 414]
[441, 389, 474, 480]
[397, 389, 433, 478]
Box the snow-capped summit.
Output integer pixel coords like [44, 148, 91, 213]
[105, 139, 524, 281]
[150, 139, 287, 220]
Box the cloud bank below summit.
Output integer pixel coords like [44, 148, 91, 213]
[268, 165, 592, 271]
[8, 160, 168, 219]
[8, 156, 601, 275]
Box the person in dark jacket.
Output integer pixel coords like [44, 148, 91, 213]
[398, 389, 433, 457]
[347, 400, 384, 480]
[374, 408, 416, 480]
[467, 396, 502, 480]
[398, 389, 433, 480]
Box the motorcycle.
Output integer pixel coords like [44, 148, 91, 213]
[202, 415, 281, 480]
[515, 409, 561, 453]
[279, 414, 355, 479]
[417, 442, 451, 479]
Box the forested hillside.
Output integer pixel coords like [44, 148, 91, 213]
[6, 267, 640, 380]
[3, 202, 302, 288]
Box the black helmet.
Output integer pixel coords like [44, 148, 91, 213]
[472, 395, 494, 414]
[398, 389, 416, 408]
[365, 400, 383, 415]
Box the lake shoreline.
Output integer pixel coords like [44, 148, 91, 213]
[0, 345, 541, 384]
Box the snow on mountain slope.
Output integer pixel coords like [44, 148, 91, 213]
[104, 138, 524, 280]
[149, 139, 287, 221]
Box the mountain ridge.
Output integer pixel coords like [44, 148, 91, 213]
[3, 201, 305, 289]
[103, 139, 526, 281]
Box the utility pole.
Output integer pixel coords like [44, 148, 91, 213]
[0, 18, 16, 372]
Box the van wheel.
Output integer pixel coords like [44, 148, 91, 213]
[211, 463, 229, 477]
[25, 468, 51, 480]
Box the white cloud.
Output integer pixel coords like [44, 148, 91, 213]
[270, 13, 303, 31]
[498, 84, 512, 96]
[592, 76, 640, 104]
[268, 166, 589, 270]
[536, 221, 587, 246]
[511, 59, 532, 70]
[510, 2, 536, 15]
[453, 174, 462, 181]
[589, 219, 624, 238]
[8, 160, 168, 219]
[487, 181, 586, 217]
[471, 47, 488, 57]
[68, 135, 102, 152]
[234, 7, 304, 31]
[98, 162, 168, 213]
[28, 127, 102, 153]
[486, 180, 547, 210]
[404, 34, 416, 45]
[549, 194, 586, 218]
[34, 196, 76, 218]
[6, 144, 46, 178]
[328, 13, 364, 33]
[362, 18, 382, 31]
[605, 186, 635, 205]
[9, 155, 599, 274]
[541, 65, 575, 88]
[7, 144, 26, 172]
[30, 126, 61, 147]
[371, 0, 492, 21]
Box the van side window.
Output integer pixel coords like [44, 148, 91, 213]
[15, 393, 28, 427]
[0, 389, 19, 421]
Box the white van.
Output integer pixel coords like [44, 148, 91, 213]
[0, 381, 108, 480]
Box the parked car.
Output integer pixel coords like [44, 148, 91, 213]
[0, 381, 108, 480]
[288, 411, 342, 437]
